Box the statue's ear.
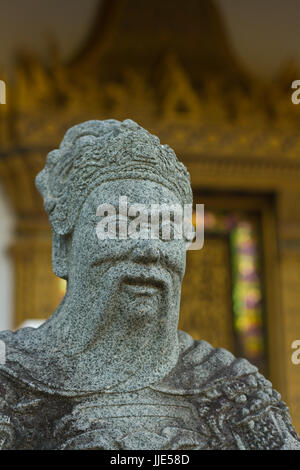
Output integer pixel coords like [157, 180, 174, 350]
[52, 233, 71, 280]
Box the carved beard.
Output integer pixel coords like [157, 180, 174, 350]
[55, 261, 175, 354]
[5, 260, 181, 393]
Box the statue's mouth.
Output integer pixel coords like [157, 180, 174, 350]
[122, 276, 163, 295]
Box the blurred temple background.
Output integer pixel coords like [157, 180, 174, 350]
[1, 0, 300, 431]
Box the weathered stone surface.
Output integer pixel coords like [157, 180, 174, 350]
[0, 119, 299, 449]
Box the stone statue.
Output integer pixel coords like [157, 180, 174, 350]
[0, 119, 299, 450]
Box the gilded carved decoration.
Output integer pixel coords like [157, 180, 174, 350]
[1, 53, 300, 163]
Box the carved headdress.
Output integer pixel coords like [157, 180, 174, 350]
[36, 119, 193, 235]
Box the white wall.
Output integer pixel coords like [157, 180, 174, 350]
[0, 184, 15, 331]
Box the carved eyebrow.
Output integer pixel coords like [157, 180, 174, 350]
[95, 214, 142, 224]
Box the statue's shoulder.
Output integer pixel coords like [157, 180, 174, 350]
[0, 359, 16, 449]
[218, 367, 300, 450]
[152, 330, 258, 394]
[153, 331, 300, 449]
[0, 328, 40, 449]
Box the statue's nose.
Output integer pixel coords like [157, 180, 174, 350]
[130, 240, 160, 263]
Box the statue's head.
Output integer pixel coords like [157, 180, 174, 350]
[34, 119, 194, 389]
[36, 119, 193, 335]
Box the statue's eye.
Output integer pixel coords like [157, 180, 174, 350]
[159, 220, 182, 241]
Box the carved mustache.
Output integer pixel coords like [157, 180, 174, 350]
[112, 263, 172, 291]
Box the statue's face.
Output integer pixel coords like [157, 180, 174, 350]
[68, 179, 187, 321]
